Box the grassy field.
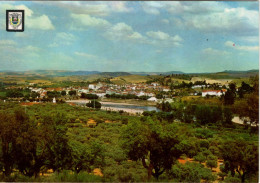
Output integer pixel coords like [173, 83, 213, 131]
[110, 75, 149, 84]
[191, 77, 233, 85]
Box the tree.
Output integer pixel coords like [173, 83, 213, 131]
[61, 91, 66, 96]
[49, 114, 72, 173]
[206, 154, 218, 170]
[233, 76, 259, 126]
[238, 82, 252, 98]
[194, 105, 211, 125]
[223, 107, 233, 125]
[69, 90, 76, 96]
[194, 153, 206, 164]
[0, 109, 27, 176]
[168, 162, 216, 182]
[224, 89, 235, 105]
[211, 106, 223, 123]
[229, 83, 237, 94]
[220, 139, 258, 183]
[218, 165, 227, 181]
[86, 100, 101, 109]
[70, 139, 104, 174]
[121, 118, 184, 180]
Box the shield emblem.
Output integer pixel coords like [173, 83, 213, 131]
[6, 10, 24, 32]
[10, 13, 21, 28]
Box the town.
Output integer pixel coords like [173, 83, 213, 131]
[2, 80, 229, 104]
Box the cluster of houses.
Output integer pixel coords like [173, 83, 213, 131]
[6, 81, 228, 103]
[27, 82, 170, 100]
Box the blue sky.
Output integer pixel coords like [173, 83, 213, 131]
[0, 1, 259, 73]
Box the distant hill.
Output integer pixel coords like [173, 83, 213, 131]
[130, 71, 184, 76]
[0, 69, 257, 78]
[221, 70, 259, 74]
[0, 70, 101, 77]
[98, 72, 131, 77]
[28, 70, 101, 76]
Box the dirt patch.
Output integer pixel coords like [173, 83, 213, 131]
[178, 158, 223, 173]
[93, 168, 103, 177]
[105, 120, 112, 123]
[87, 119, 97, 127]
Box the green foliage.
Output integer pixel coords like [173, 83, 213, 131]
[45, 171, 103, 182]
[193, 153, 206, 164]
[86, 100, 101, 109]
[0, 101, 258, 182]
[121, 118, 184, 180]
[69, 90, 76, 96]
[195, 105, 224, 125]
[220, 139, 258, 182]
[47, 91, 61, 98]
[81, 93, 98, 99]
[223, 107, 233, 125]
[206, 155, 218, 170]
[200, 139, 210, 149]
[195, 128, 214, 139]
[168, 162, 217, 182]
[224, 89, 236, 105]
[6, 89, 24, 98]
[61, 90, 66, 96]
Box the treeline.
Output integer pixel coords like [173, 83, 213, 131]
[145, 103, 233, 126]
[81, 93, 98, 99]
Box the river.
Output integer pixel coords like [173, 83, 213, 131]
[66, 100, 160, 113]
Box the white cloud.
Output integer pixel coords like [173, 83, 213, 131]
[56, 32, 76, 43]
[202, 48, 229, 55]
[0, 4, 54, 30]
[141, 2, 163, 15]
[141, 2, 226, 15]
[183, 7, 258, 35]
[146, 31, 183, 46]
[225, 41, 259, 51]
[74, 52, 98, 60]
[48, 42, 59, 48]
[104, 22, 145, 42]
[23, 45, 40, 52]
[71, 14, 111, 28]
[49, 32, 76, 47]
[0, 40, 17, 46]
[27, 15, 54, 30]
[104, 23, 182, 47]
[141, 2, 258, 35]
[240, 36, 259, 43]
[39, 1, 132, 17]
[161, 19, 169, 24]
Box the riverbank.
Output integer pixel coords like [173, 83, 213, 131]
[66, 99, 146, 106]
[101, 98, 157, 106]
[101, 106, 143, 114]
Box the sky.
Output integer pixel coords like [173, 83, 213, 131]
[0, 1, 259, 73]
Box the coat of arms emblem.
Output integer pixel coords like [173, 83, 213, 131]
[6, 10, 24, 32]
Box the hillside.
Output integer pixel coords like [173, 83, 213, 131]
[110, 75, 151, 84]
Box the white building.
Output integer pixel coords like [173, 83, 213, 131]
[202, 90, 226, 97]
[96, 93, 106, 98]
[192, 85, 206, 89]
[147, 97, 158, 102]
[137, 91, 145, 97]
